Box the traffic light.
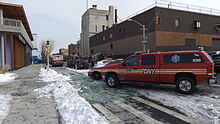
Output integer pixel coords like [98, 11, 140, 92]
[46, 40, 49, 47]
[156, 16, 160, 24]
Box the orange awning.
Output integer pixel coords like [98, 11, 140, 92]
[0, 2, 33, 41]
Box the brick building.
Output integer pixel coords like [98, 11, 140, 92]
[68, 43, 77, 56]
[89, 1, 220, 58]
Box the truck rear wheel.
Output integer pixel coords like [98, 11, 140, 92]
[176, 76, 196, 94]
[105, 74, 119, 88]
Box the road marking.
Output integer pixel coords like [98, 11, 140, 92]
[92, 103, 123, 124]
[114, 100, 164, 124]
[133, 97, 197, 124]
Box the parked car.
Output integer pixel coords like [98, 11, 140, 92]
[88, 50, 216, 94]
[77, 59, 89, 69]
[67, 58, 77, 68]
[94, 60, 114, 68]
[211, 54, 220, 70]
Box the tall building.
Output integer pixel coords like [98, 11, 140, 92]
[80, 5, 115, 57]
[0, 2, 33, 71]
[90, 1, 220, 58]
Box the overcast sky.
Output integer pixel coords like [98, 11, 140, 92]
[1, 0, 220, 53]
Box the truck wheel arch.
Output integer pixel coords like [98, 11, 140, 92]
[105, 72, 118, 78]
[175, 72, 197, 85]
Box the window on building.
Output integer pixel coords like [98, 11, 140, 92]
[212, 38, 220, 50]
[142, 55, 156, 65]
[215, 24, 220, 31]
[110, 34, 113, 39]
[106, 15, 109, 21]
[164, 54, 204, 63]
[90, 49, 94, 54]
[110, 43, 113, 49]
[185, 38, 196, 47]
[193, 21, 200, 29]
[119, 28, 124, 35]
[124, 56, 139, 66]
[95, 25, 98, 32]
[103, 36, 105, 41]
[175, 18, 180, 27]
[102, 25, 105, 31]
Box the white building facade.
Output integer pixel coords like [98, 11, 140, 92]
[80, 5, 115, 57]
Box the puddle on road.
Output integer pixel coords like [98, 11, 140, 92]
[68, 72, 141, 104]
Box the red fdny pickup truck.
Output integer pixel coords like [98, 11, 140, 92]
[88, 51, 216, 94]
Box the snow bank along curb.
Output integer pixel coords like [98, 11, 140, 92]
[0, 94, 12, 124]
[66, 68, 89, 76]
[35, 68, 108, 124]
[0, 73, 18, 84]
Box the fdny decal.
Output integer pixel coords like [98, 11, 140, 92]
[142, 69, 156, 74]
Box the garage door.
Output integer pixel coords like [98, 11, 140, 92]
[14, 36, 25, 69]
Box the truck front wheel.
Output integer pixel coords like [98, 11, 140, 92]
[105, 74, 119, 88]
[176, 76, 196, 94]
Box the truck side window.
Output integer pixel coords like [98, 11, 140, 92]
[164, 54, 204, 63]
[142, 55, 156, 65]
[124, 56, 139, 66]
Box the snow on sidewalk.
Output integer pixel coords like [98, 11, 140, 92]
[35, 68, 108, 124]
[0, 73, 18, 85]
[0, 94, 12, 124]
[0, 73, 16, 124]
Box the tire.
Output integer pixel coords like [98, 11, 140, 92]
[176, 76, 196, 94]
[105, 74, 120, 88]
[93, 72, 102, 80]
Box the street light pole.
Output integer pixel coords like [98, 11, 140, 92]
[142, 25, 146, 51]
[128, 19, 147, 51]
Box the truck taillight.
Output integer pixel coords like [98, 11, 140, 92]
[207, 65, 214, 78]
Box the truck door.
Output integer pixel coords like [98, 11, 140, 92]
[140, 54, 159, 82]
[119, 55, 141, 81]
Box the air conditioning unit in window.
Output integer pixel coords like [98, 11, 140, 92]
[193, 21, 200, 30]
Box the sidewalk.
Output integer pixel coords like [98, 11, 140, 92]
[0, 65, 59, 124]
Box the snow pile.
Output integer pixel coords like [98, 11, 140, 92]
[75, 69, 90, 76]
[66, 68, 90, 76]
[0, 94, 12, 124]
[35, 68, 108, 124]
[0, 73, 18, 84]
[137, 89, 220, 124]
[39, 68, 71, 82]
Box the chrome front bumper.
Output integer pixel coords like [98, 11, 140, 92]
[209, 78, 217, 84]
